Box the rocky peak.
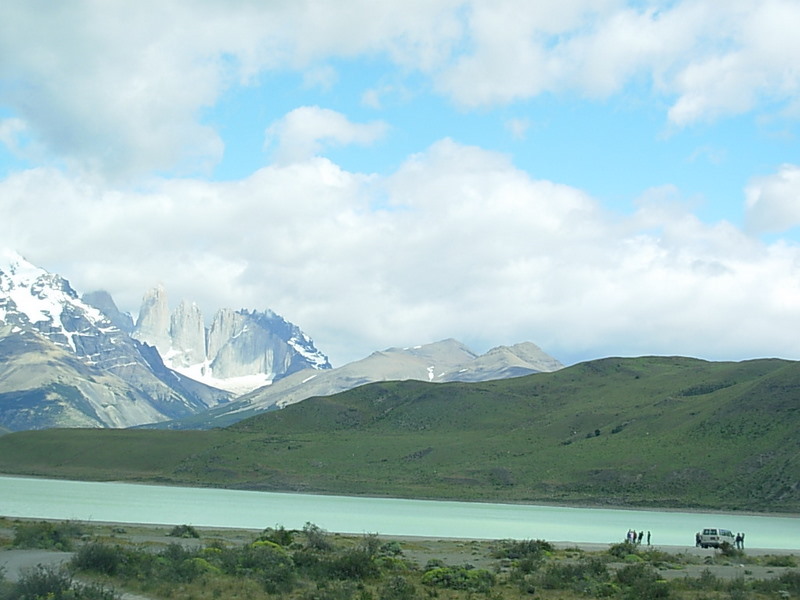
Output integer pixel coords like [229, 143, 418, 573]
[170, 300, 206, 367]
[132, 287, 331, 394]
[82, 290, 134, 333]
[132, 284, 171, 354]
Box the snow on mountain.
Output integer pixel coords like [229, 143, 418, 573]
[0, 249, 111, 352]
[170, 338, 564, 428]
[0, 250, 231, 430]
[131, 287, 332, 394]
[1, 250, 564, 432]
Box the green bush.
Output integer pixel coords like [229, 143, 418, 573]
[157, 544, 206, 583]
[11, 564, 118, 600]
[615, 562, 671, 599]
[763, 554, 797, 567]
[327, 547, 380, 580]
[12, 520, 83, 551]
[301, 580, 363, 600]
[259, 525, 295, 546]
[492, 538, 553, 559]
[538, 557, 609, 593]
[718, 541, 745, 559]
[72, 542, 125, 575]
[168, 524, 200, 538]
[219, 541, 296, 592]
[380, 575, 416, 600]
[303, 522, 333, 552]
[422, 565, 495, 592]
[379, 541, 402, 557]
[751, 570, 800, 596]
[608, 541, 638, 559]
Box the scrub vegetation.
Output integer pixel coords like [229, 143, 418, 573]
[1, 519, 798, 600]
[0, 357, 798, 512]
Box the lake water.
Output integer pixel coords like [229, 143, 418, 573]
[1, 475, 797, 550]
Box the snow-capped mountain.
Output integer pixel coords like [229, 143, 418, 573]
[129, 285, 331, 394]
[167, 338, 565, 428]
[0, 250, 230, 430]
[1, 250, 565, 432]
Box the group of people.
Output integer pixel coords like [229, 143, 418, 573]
[735, 532, 745, 549]
[625, 529, 651, 545]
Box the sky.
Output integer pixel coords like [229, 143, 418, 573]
[1, 0, 800, 368]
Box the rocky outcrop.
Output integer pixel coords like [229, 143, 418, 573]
[132, 288, 331, 394]
[132, 285, 171, 355]
[170, 300, 206, 367]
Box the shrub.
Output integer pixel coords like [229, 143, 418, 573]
[763, 554, 797, 567]
[301, 580, 362, 600]
[259, 525, 295, 546]
[12, 564, 118, 600]
[638, 548, 678, 568]
[168, 524, 199, 538]
[303, 522, 333, 552]
[608, 541, 638, 559]
[696, 569, 722, 590]
[615, 563, 671, 599]
[538, 557, 609, 593]
[719, 541, 744, 558]
[379, 541, 402, 557]
[752, 570, 800, 596]
[220, 540, 296, 592]
[778, 570, 800, 595]
[422, 565, 495, 592]
[72, 542, 125, 575]
[492, 538, 553, 560]
[375, 556, 409, 572]
[380, 575, 416, 600]
[12, 520, 82, 551]
[151, 543, 206, 583]
[327, 547, 379, 580]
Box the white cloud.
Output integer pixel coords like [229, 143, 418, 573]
[265, 106, 388, 164]
[3, 140, 800, 366]
[1, 2, 799, 368]
[0, 1, 798, 176]
[435, 0, 800, 126]
[0, 3, 230, 178]
[745, 164, 800, 234]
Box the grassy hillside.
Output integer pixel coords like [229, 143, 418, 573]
[0, 356, 798, 512]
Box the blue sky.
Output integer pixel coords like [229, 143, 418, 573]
[2, 1, 800, 367]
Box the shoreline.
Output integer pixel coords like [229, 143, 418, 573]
[2, 516, 798, 557]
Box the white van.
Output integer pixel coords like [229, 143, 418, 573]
[698, 528, 736, 549]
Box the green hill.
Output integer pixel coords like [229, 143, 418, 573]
[0, 356, 798, 512]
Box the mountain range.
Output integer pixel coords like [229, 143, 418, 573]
[168, 338, 564, 428]
[0, 251, 563, 431]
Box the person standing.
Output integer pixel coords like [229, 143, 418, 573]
[646, 531, 651, 546]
